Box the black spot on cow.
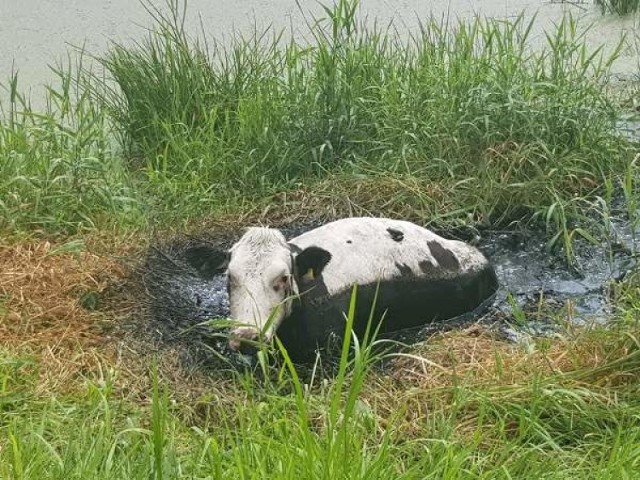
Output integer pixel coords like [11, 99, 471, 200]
[387, 228, 404, 242]
[395, 262, 413, 277]
[294, 246, 332, 279]
[428, 241, 460, 271]
[346, 239, 352, 244]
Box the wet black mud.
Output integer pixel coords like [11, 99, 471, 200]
[139, 211, 639, 369]
[137, 224, 324, 368]
[477, 228, 635, 342]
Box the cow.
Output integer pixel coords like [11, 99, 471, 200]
[212, 217, 498, 360]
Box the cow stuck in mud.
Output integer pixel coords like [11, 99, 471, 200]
[204, 217, 499, 359]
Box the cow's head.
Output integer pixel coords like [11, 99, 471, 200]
[213, 228, 331, 353]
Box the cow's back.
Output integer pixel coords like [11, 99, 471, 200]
[277, 217, 498, 360]
[290, 217, 489, 293]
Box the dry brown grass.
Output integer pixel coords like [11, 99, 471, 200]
[180, 175, 453, 236]
[386, 323, 629, 391]
[354, 321, 640, 439]
[269, 176, 451, 223]
[0, 234, 137, 347]
[0, 232, 248, 413]
[0, 233, 150, 398]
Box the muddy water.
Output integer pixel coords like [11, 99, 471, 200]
[2, 0, 639, 102]
[140, 211, 639, 367]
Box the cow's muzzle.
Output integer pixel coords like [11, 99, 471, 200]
[228, 327, 261, 355]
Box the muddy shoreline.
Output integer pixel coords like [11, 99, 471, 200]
[134, 204, 638, 369]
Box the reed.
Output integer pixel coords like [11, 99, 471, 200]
[595, 0, 640, 15]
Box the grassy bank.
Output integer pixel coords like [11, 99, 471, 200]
[1, 0, 635, 244]
[2, 0, 640, 478]
[1, 251, 640, 478]
[596, 0, 640, 15]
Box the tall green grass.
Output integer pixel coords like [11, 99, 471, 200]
[0, 0, 635, 240]
[92, 0, 632, 234]
[0, 59, 141, 234]
[2, 287, 640, 478]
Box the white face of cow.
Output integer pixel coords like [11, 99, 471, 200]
[224, 227, 333, 353]
[226, 228, 297, 351]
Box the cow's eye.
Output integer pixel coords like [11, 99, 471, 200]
[273, 275, 289, 292]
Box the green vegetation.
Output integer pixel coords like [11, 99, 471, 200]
[595, 0, 640, 16]
[0, 63, 141, 233]
[2, 287, 640, 478]
[1, 0, 634, 243]
[2, 0, 640, 478]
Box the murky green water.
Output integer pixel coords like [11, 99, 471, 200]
[2, 0, 639, 100]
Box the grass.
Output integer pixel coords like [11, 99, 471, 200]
[595, 0, 640, 15]
[95, 1, 631, 239]
[1, 232, 640, 478]
[2, 260, 640, 478]
[0, 60, 142, 235]
[1, 0, 640, 477]
[1, 0, 635, 245]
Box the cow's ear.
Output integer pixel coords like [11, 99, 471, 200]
[294, 246, 332, 282]
[184, 246, 229, 280]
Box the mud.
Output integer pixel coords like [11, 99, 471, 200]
[137, 207, 639, 368]
[137, 224, 323, 368]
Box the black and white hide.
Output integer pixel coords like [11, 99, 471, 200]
[219, 217, 498, 359]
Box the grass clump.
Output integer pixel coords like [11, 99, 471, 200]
[89, 0, 631, 237]
[595, 0, 640, 15]
[0, 62, 141, 234]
